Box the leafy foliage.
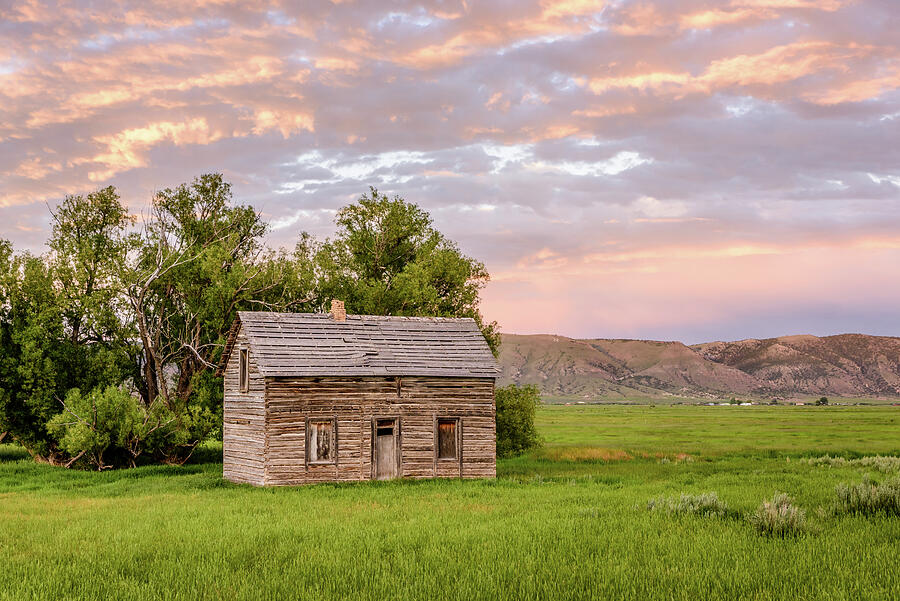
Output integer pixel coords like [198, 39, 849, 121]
[312, 187, 499, 355]
[495, 384, 542, 458]
[0, 189, 138, 461]
[0, 249, 69, 459]
[48, 386, 159, 469]
[48, 186, 134, 350]
[46, 385, 216, 470]
[127, 174, 315, 415]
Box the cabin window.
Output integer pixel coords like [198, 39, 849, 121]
[239, 348, 249, 393]
[307, 418, 336, 464]
[437, 418, 458, 460]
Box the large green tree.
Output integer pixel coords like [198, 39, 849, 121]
[0, 188, 136, 461]
[126, 174, 315, 434]
[49, 186, 133, 348]
[48, 187, 137, 396]
[0, 246, 68, 460]
[311, 187, 499, 354]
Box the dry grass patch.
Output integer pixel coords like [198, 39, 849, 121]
[543, 447, 633, 462]
[658, 453, 695, 464]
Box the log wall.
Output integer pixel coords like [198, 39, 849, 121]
[222, 327, 267, 485]
[263, 376, 496, 486]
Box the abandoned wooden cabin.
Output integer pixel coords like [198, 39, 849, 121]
[217, 301, 500, 486]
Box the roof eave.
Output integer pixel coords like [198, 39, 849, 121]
[259, 370, 501, 379]
[215, 318, 242, 377]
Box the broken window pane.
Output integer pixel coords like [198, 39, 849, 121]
[308, 420, 334, 463]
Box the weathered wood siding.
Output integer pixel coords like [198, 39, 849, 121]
[222, 327, 266, 485]
[263, 376, 495, 486]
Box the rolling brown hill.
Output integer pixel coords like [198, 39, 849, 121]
[499, 333, 900, 401]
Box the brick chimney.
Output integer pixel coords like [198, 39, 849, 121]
[331, 299, 346, 321]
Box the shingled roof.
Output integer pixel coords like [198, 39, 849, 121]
[219, 311, 500, 378]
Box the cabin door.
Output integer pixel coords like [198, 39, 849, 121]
[374, 419, 398, 480]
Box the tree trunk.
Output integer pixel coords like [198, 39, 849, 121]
[131, 289, 167, 406]
[0, 431, 7, 444]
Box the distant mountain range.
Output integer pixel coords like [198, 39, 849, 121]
[498, 333, 900, 401]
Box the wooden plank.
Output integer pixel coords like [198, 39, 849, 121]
[222, 328, 267, 486]
[244, 375, 495, 487]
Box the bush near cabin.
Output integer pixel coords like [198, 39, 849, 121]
[495, 384, 542, 458]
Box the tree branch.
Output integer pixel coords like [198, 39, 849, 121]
[64, 450, 86, 468]
[183, 342, 217, 369]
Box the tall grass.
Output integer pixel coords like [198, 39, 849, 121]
[536, 404, 900, 456]
[1, 406, 900, 600]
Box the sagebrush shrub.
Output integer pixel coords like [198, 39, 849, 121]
[804, 455, 900, 474]
[833, 475, 900, 516]
[750, 493, 807, 537]
[647, 492, 730, 518]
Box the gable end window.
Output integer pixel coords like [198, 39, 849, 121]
[307, 418, 337, 465]
[239, 348, 249, 393]
[437, 418, 459, 460]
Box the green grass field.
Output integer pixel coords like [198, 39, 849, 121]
[1, 405, 899, 600]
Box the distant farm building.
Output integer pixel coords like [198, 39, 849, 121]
[217, 302, 500, 486]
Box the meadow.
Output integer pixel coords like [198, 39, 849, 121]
[1, 405, 899, 600]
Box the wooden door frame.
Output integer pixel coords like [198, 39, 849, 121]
[433, 416, 463, 478]
[304, 416, 338, 469]
[371, 416, 401, 480]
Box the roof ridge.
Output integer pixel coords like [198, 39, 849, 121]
[223, 310, 499, 378]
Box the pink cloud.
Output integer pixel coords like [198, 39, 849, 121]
[0, 0, 898, 341]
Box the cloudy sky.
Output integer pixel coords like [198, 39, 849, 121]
[2, 0, 899, 343]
